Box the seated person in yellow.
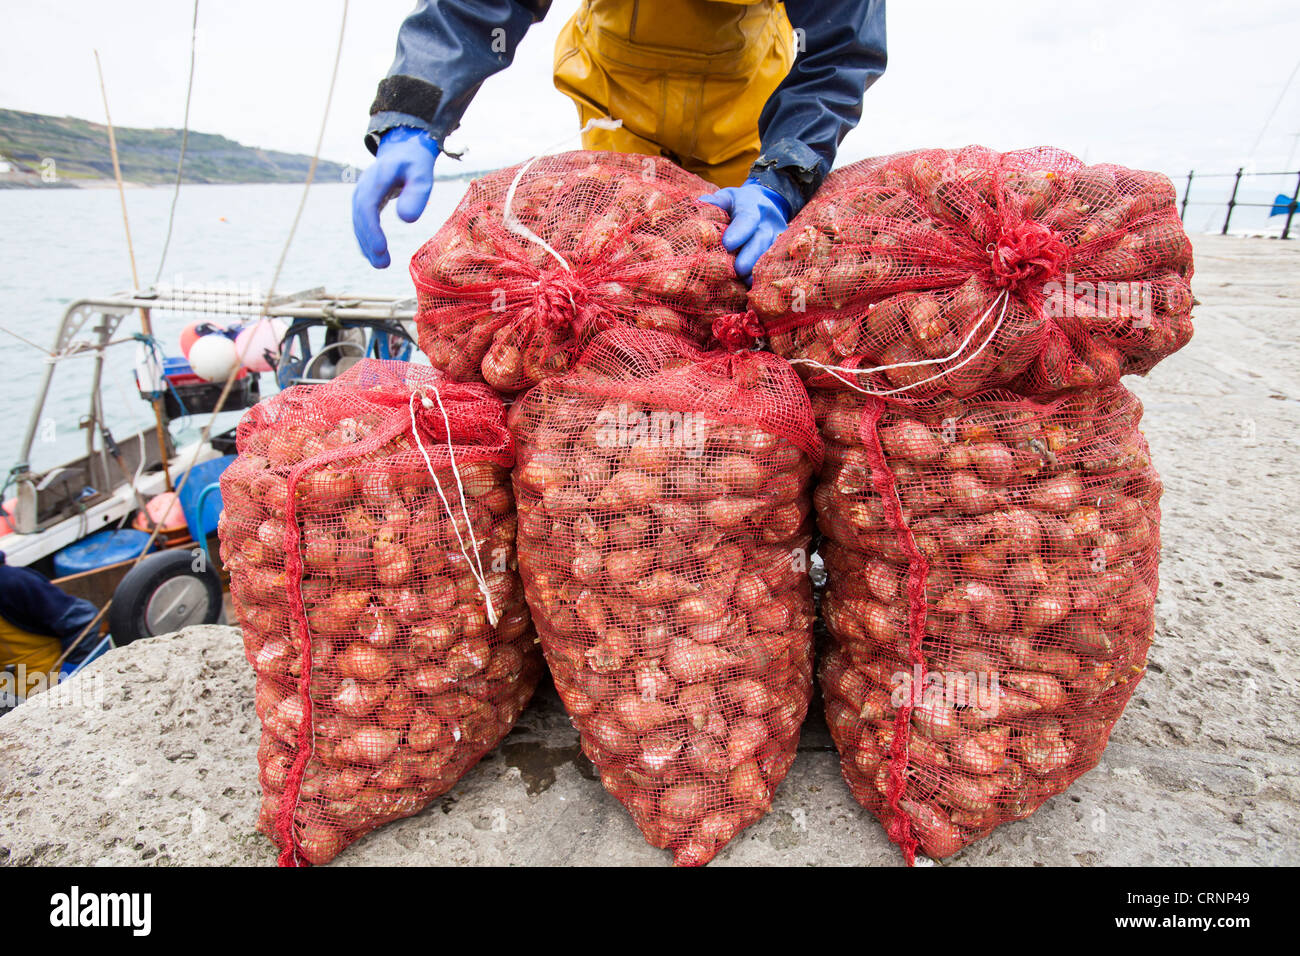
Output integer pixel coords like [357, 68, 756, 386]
[0, 551, 97, 699]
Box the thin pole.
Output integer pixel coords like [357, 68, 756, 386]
[1181, 170, 1194, 221]
[1222, 167, 1244, 235]
[1284, 171, 1300, 241]
[94, 50, 174, 491]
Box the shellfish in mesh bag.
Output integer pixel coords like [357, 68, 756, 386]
[410, 150, 748, 395]
[811, 384, 1160, 860]
[218, 359, 540, 865]
[509, 327, 823, 865]
[750, 146, 1195, 400]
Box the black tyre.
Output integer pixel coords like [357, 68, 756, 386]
[108, 548, 223, 646]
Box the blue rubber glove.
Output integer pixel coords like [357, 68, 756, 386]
[700, 178, 791, 281]
[352, 126, 438, 269]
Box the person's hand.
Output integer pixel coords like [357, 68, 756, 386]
[700, 179, 791, 281]
[352, 126, 438, 268]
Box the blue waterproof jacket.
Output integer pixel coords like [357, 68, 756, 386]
[0, 552, 98, 665]
[366, 0, 887, 214]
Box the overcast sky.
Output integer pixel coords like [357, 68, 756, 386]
[2, 0, 1298, 183]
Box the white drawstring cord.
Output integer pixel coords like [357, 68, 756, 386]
[408, 389, 499, 626]
[789, 289, 1010, 397]
[500, 116, 625, 273]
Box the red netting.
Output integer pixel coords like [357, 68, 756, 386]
[811, 384, 1160, 860]
[410, 150, 748, 395]
[508, 328, 822, 865]
[750, 146, 1195, 399]
[217, 359, 540, 865]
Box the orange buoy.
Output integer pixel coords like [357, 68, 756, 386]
[132, 492, 188, 535]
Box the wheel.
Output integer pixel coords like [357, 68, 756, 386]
[108, 549, 223, 646]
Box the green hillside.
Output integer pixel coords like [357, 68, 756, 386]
[0, 108, 349, 187]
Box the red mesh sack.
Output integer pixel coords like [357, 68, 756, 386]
[811, 384, 1160, 860]
[217, 359, 540, 865]
[750, 146, 1195, 399]
[508, 327, 822, 865]
[410, 150, 748, 395]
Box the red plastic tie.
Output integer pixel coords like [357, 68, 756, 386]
[711, 309, 764, 352]
[532, 268, 589, 333]
[988, 219, 1069, 292]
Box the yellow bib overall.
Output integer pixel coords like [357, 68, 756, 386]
[0, 616, 60, 698]
[553, 0, 794, 186]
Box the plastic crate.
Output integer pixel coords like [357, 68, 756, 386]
[158, 357, 260, 418]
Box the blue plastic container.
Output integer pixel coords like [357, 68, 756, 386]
[178, 455, 235, 543]
[53, 528, 158, 577]
[164, 355, 193, 378]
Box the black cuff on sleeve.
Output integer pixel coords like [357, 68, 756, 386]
[750, 138, 829, 217]
[369, 75, 444, 127]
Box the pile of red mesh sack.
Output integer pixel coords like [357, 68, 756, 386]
[218, 359, 540, 865]
[410, 150, 748, 396]
[745, 146, 1193, 861]
[813, 386, 1160, 859]
[509, 327, 822, 865]
[751, 146, 1194, 399]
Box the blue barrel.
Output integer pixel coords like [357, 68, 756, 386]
[178, 455, 236, 542]
[53, 528, 158, 577]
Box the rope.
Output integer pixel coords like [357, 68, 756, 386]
[408, 390, 498, 625]
[1247, 56, 1300, 162]
[94, 50, 140, 290]
[154, 0, 200, 283]
[789, 289, 1010, 398]
[0, 325, 55, 354]
[500, 116, 624, 271]
[132, 331, 194, 420]
[502, 155, 571, 271]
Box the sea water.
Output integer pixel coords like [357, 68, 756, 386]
[0, 180, 470, 477]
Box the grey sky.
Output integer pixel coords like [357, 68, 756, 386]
[1, 0, 1297, 182]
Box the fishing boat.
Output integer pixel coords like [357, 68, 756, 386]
[0, 4, 409, 700]
[0, 285, 417, 687]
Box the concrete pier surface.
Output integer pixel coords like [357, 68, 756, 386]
[2, 234, 1296, 866]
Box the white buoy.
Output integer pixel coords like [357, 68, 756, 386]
[188, 333, 239, 382]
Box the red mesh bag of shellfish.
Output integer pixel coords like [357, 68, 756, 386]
[410, 150, 748, 395]
[812, 384, 1160, 861]
[508, 326, 821, 865]
[750, 146, 1194, 400]
[217, 359, 540, 865]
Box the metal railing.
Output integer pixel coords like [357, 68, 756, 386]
[1180, 168, 1300, 237]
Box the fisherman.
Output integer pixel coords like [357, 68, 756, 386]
[0, 551, 98, 700]
[352, 0, 887, 279]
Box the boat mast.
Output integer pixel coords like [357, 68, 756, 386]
[94, 50, 174, 492]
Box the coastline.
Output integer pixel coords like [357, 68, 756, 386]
[0, 176, 312, 190]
